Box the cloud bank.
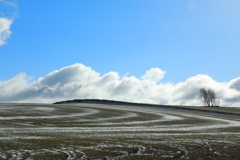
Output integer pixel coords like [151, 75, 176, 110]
[0, 63, 240, 107]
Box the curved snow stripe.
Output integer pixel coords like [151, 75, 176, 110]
[0, 108, 98, 120]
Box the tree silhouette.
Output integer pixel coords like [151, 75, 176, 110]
[199, 88, 220, 107]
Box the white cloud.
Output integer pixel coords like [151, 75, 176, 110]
[0, 0, 18, 45]
[0, 73, 29, 97]
[230, 77, 240, 91]
[141, 68, 165, 82]
[0, 63, 240, 107]
[0, 18, 12, 45]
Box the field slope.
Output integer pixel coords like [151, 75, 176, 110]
[54, 99, 240, 115]
[0, 102, 240, 159]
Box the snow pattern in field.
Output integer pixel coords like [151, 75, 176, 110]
[0, 103, 240, 159]
[0, 103, 239, 134]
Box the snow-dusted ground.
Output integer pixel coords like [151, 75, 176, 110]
[0, 103, 239, 159]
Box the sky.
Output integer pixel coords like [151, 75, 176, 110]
[0, 0, 240, 106]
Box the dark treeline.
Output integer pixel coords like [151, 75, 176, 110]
[53, 99, 161, 107]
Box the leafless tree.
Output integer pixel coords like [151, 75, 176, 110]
[199, 88, 220, 107]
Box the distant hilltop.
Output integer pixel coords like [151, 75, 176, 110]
[53, 99, 161, 107]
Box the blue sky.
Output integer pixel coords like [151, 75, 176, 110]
[1, 0, 239, 82]
[1, 0, 240, 106]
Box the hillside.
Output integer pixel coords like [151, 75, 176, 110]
[54, 99, 240, 116]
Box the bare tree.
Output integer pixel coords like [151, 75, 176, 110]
[199, 88, 219, 107]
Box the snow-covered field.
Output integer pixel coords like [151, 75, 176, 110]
[0, 103, 239, 159]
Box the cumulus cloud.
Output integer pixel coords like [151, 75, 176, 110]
[0, 63, 240, 107]
[0, 0, 17, 45]
[141, 68, 165, 82]
[230, 77, 240, 91]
